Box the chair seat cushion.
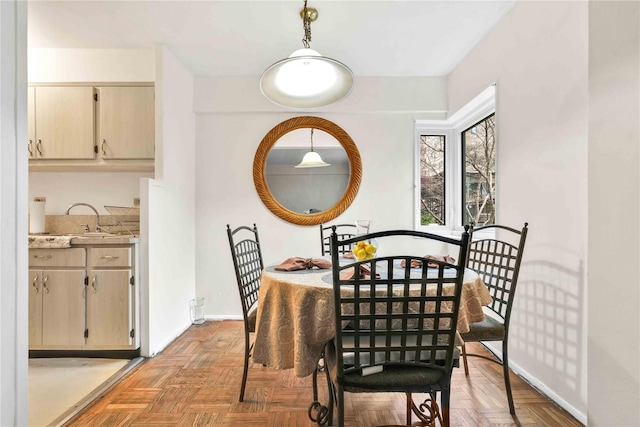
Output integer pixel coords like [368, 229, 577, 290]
[324, 339, 457, 393]
[459, 315, 505, 342]
[340, 365, 446, 393]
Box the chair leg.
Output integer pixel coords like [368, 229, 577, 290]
[502, 340, 515, 415]
[441, 407, 450, 427]
[337, 386, 345, 427]
[406, 392, 412, 425]
[440, 388, 450, 427]
[461, 342, 469, 376]
[239, 331, 250, 402]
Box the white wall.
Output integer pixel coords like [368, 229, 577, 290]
[194, 76, 447, 318]
[447, 1, 588, 421]
[0, 1, 28, 424]
[29, 172, 152, 215]
[28, 48, 154, 83]
[588, 2, 640, 425]
[194, 76, 448, 117]
[141, 45, 196, 356]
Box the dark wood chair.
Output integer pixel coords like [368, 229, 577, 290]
[325, 228, 470, 427]
[226, 223, 264, 402]
[460, 222, 528, 415]
[319, 223, 357, 256]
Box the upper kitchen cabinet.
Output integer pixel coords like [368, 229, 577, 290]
[28, 83, 155, 172]
[31, 86, 95, 159]
[96, 86, 155, 160]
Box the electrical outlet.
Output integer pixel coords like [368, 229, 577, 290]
[133, 198, 140, 206]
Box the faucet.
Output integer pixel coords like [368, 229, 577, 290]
[65, 203, 102, 232]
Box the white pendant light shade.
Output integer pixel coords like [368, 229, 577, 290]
[260, 1, 354, 109]
[295, 127, 331, 168]
[295, 150, 331, 168]
[261, 48, 354, 108]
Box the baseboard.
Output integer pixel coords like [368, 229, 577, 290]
[480, 343, 587, 425]
[205, 314, 243, 321]
[148, 322, 192, 357]
[146, 318, 239, 357]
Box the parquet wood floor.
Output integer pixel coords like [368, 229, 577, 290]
[65, 321, 583, 427]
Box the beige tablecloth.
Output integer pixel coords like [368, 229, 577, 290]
[253, 265, 492, 377]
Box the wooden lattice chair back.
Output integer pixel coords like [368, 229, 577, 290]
[327, 228, 470, 427]
[226, 223, 264, 401]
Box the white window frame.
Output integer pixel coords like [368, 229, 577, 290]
[415, 85, 496, 237]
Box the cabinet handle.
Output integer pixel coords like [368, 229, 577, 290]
[92, 276, 97, 293]
[42, 275, 49, 293]
[101, 139, 107, 155]
[32, 275, 39, 293]
[101, 255, 119, 260]
[33, 254, 53, 259]
[36, 139, 43, 156]
[28, 140, 33, 157]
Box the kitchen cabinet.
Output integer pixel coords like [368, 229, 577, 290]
[28, 83, 154, 172]
[86, 247, 136, 349]
[30, 86, 95, 159]
[96, 86, 155, 160]
[29, 248, 87, 349]
[28, 242, 139, 352]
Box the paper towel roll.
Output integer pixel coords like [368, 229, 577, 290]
[29, 198, 46, 234]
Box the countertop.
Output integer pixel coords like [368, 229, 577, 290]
[29, 234, 139, 248]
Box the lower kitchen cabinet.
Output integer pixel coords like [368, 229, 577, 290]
[43, 270, 87, 347]
[29, 248, 87, 349]
[28, 244, 139, 352]
[86, 246, 135, 350]
[29, 269, 86, 348]
[86, 270, 133, 348]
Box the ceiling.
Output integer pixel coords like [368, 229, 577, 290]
[27, 1, 516, 78]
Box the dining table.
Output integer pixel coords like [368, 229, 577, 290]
[252, 257, 493, 378]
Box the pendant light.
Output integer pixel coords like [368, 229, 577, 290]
[295, 128, 330, 168]
[260, 0, 354, 109]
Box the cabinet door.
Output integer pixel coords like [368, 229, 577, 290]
[34, 86, 95, 159]
[97, 86, 155, 159]
[28, 87, 36, 159]
[86, 269, 133, 348]
[28, 270, 43, 347]
[41, 270, 86, 347]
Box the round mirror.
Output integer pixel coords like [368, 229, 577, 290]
[253, 116, 362, 226]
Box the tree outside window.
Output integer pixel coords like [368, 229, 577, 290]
[419, 135, 446, 225]
[462, 114, 495, 226]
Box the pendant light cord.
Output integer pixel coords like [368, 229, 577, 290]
[310, 128, 315, 152]
[302, 0, 311, 48]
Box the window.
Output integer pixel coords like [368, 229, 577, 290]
[415, 86, 496, 233]
[462, 114, 496, 226]
[419, 135, 446, 226]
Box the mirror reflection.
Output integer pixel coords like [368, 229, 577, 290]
[253, 116, 361, 226]
[265, 128, 350, 214]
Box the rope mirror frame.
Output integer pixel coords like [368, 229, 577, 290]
[253, 116, 362, 226]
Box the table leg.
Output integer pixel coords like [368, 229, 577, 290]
[308, 355, 335, 426]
